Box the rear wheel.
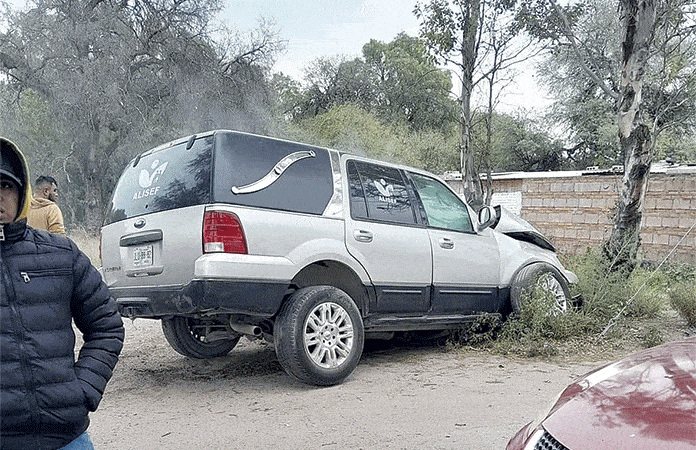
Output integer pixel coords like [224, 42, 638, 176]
[510, 263, 570, 315]
[275, 286, 364, 386]
[161, 316, 240, 358]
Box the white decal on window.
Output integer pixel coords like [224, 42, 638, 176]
[132, 160, 168, 201]
[132, 186, 161, 201]
[138, 160, 168, 188]
[374, 179, 397, 204]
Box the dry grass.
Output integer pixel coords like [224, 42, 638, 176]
[67, 227, 101, 266]
[668, 281, 696, 326]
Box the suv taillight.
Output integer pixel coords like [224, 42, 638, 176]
[203, 211, 248, 254]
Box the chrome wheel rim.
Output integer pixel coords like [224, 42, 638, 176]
[538, 273, 568, 315]
[303, 302, 354, 369]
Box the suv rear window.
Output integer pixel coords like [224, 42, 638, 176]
[104, 136, 213, 225]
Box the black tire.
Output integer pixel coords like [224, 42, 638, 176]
[274, 286, 364, 386]
[161, 316, 240, 359]
[510, 263, 570, 315]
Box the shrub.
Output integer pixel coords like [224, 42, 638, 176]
[668, 280, 696, 326]
[640, 326, 665, 348]
[448, 314, 502, 347]
[476, 279, 593, 356]
[624, 268, 665, 319]
[661, 262, 696, 284]
[568, 248, 631, 322]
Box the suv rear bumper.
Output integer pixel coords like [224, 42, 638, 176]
[112, 279, 288, 319]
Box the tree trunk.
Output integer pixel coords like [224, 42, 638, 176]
[460, 0, 483, 209]
[79, 128, 107, 232]
[604, 0, 656, 272]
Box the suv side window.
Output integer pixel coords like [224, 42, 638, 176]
[410, 172, 473, 233]
[347, 160, 416, 225]
[213, 132, 333, 215]
[347, 161, 368, 220]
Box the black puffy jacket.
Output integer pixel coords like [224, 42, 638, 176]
[1, 221, 125, 450]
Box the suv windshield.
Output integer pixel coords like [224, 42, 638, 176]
[104, 136, 213, 225]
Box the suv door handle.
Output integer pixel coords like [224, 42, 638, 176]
[439, 237, 454, 249]
[353, 229, 373, 243]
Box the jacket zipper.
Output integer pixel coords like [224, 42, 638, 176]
[19, 269, 73, 283]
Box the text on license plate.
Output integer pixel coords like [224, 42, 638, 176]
[133, 245, 153, 267]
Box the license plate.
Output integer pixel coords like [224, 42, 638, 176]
[133, 245, 153, 267]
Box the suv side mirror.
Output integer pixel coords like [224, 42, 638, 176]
[477, 205, 498, 231]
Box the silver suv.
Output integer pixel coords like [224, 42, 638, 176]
[101, 130, 577, 386]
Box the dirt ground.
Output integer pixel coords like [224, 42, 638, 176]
[82, 319, 617, 450]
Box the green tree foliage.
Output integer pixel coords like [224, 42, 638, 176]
[290, 33, 458, 133]
[293, 102, 459, 175]
[0, 87, 82, 221]
[0, 0, 282, 229]
[361, 34, 458, 130]
[477, 112, 566, 172]
[529, 1, 627, 168]
[415, 0, 484, 206]
[653, 129, 696, 163]
[297, 103, 393, 157]
[415, 0, 535, 207]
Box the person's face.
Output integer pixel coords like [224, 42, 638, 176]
[0, 178, 20, 224]
[46, 182, 58, 202]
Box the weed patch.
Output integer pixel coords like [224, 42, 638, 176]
[668, 281, 696, 326]
[640, 326, 665, 348]
[449, 249, 694, 359]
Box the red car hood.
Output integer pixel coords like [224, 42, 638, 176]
[544, 339, 696, 450]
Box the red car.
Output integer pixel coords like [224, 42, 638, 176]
[507, 338, 696, 450]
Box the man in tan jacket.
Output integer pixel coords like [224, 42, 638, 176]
[27, 175, 66, 235]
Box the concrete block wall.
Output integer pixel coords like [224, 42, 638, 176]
[449, 172, 696, 265]
[639, 174, 696, 265]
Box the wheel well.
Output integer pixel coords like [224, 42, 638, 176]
[511, 261, 568, 286]
[289, 260, 369, 314]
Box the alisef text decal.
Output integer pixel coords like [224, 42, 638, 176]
[133, 159, 168, 200]
[374, 179, 397, 204]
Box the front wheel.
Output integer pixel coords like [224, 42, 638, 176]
[161, 316, 240, 358]
[274, 286, 364, 386]
[510, 263, 570, 316]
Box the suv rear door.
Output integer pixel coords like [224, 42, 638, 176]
[343, 158, 433, 314]
[101, 134, 214, 290]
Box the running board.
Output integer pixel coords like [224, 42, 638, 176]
[363, 313, 502, 332]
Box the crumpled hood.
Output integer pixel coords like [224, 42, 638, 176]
[543, 339, 696, 450]
[491, 206, 556, 252]
[0, 137, 32, 222]
[31, 197, 56, 210]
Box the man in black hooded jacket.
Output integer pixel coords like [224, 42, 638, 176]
[1, 137, 124, 450]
